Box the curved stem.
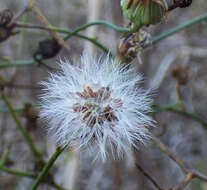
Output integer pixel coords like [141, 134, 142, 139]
[152, 102, 207, 128]
[152, 13, 207, 44]
[1, 92, 44, 162]
[1, 167, 36, 178]
[31, 147, 65, 190]
[16, 23, 111, 54]
[0, 167, 66, 190]
[63, 20, 130, 37]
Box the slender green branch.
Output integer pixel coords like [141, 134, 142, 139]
[152, 13, 207, 44]
[1, 167, 36, 178]
[31, 147, 65, 190]
[0, 150, 10, 169]
[16, 23, 111, 54]
[68, 33, 110, 54]
[152, 102, 207, 128]
[1, 91, 44, 162]
[63, 20, 130, 41]
[0, 60, 55, 71]
[0, 167, 66, 190]
[0, 60, 37, 69]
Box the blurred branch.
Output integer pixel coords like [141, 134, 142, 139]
[0, 60, 37, 69]
[152, 136, 188, 174]
[135, 163, 164, 190]
[152, 136, 207, 189]
[1, 167, 36, 178]
[27, 0, 70, 50]
[63, 20, 130, 34]
[15, 23, 112, 54]
[1, 91, 44, 163]
[152, 102, 207, 128]
[31, 146, 65, 190]
[0, 167, 66, 190]
[152, 13, 207, 44]
[0, 60, 54, 71]
[0, 150, 10, 169]
[173, 173, 193, 190]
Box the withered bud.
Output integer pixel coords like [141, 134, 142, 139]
[171, 65, 189, 85]
[118, 29, 151, 63]
[34, 38, 62, 60]
[173, 0, 192, 8]
[121, 0, 166, 31]
[0, 9, 13, 26]
[0, 9, 16, 43]
[0, 26, 16, 43]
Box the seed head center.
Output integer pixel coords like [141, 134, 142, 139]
[73, 86, 122, 128]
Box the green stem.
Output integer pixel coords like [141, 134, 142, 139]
[1, 167, 36, 178]
[0, 150, 10, 169]
[52, 20, 130, 38]
[152, 13, 207, 44]
[0, 60, 37, 69]
[31, 147, 65, 190]
[0, 167, 65, 190]
[69, 33, 110, 54]
[0, 60, 54, 71]
[16, 23, 111, 54]
[1, 92, 43, 162]
[152, 103, 207, 128]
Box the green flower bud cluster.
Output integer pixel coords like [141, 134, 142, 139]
[121, 0, 166, 31]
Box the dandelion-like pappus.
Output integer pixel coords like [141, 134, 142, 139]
[40, 53, 154, 160]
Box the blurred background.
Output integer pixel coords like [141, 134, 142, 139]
[0, 0, 207, 189]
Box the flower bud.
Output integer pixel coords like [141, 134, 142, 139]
[171, 65, 188, 86]
[118, 29, 151, 63]
[33, 38, 62, 60]
[121, 0, 166, 31]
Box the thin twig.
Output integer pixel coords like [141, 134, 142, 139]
[1, 91, 44, 163]
[0, 167, 66, 190]
[135, 163, 164, 190]
[0, 150, 10, 169]
[152, 13, 207, 44]
[152, 103, 207, 128]
[151, 136, 188, 174]
[152, 135, 207, 190]
[28, 0, 70, 50]
[31, 147, 65, 190]
[15, 22, 111, 54]
[0, 60, 55, 71]
[173, 173, 193, 190]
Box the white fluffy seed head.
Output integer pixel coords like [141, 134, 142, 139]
[39, 53, 154, 160]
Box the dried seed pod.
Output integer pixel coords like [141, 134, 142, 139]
[0, 9, 16, 43]
[171, 65, 189, 85]
[0, 25, 17, 43]
[0, 9, 13, 26]
[173, 0, 192, 8]
[118, 29, 151, 62]
[34, 38, 62, 60]
[121, 0, 166, 30]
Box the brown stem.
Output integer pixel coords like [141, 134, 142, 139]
[28, 0, 70, 51]
[151, 136, 188, 174]
[135, 164, 164, 190]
